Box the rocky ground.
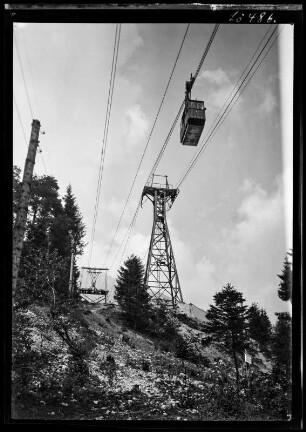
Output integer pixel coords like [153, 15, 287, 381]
[11, 302, 275, 421]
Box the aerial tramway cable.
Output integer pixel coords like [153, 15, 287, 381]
[14, 33, 48, 175]
[176, 25, 280, 189]
[104, 24, 191, 266]
[108, 25, 220, 271]
[88, 24, 121, 266]
[147, 24, 220, 181]
[14, 32, 34, 120]
[113, 25, 281, 272]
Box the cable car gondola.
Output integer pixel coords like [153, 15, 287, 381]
[180, 74, 206, 146]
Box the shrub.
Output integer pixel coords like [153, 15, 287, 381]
[142, 359, 151, 372]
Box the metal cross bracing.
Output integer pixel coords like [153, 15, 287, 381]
[79, 267, 109, 304]
[141, 175, 183, 308]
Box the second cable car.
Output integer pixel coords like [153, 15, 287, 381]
[180, 74, 206, 146]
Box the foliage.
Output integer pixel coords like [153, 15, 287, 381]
[16, 246, 66, 308]
[63, 184, 86, 256]
[149, 301, 180, 339]
[271, 312, 292, 382]
[202, 283, 250, 384]
[277, 252, 292, 302]
[14, 168, 86, 299]
[248, 303, 272, 356]
[175, 312, 201, 330]
[114, 255, 152, 331]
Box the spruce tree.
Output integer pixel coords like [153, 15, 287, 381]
[63, 184, 86, 256]
[272, 312, 292, 382]
[277, 252, 292, 303]
[202, 283, 250, 385]
[248, 303, 272, 356]
[114, 255, 151, 331]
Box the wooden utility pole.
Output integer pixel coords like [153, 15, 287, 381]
[12, 119, 41, 298]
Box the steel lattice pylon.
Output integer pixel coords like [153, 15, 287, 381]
[141, 175, 183, 308]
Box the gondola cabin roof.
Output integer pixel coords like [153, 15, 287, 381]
[180, 99, 206, 146]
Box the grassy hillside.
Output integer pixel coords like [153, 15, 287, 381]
[11, 299, 287, 422]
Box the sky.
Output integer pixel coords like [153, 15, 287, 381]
[13, 21, 293, 323]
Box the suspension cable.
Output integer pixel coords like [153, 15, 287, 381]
[108, 24, 220, 272]
[88, 24, 121, 266]
[176, 25, 280, 188]
[103, 24, 190, 266]
[14, 32, 34, 120]
[147, 24, 220, 181]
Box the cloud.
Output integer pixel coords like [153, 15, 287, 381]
[229, 180, 283, 253]
[125, 104, 149, 146]
[258, 88, 277, 114]
[197, 68, 243, 119]
[167, 219, 220, 310]
[118, 24, 144, 67]
[217, 174, 289, 314]
[200, 68, 231, 86]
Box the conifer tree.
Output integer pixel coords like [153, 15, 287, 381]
[63, 184, 86, 256]
[277, 252, 292, 303]
[248, 303, 272, 356]
[202, 283, 250, 385]
[272, 312, 292, 382]
[114, 255, 151, 330]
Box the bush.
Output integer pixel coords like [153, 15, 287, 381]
[142, 359, 151, 372]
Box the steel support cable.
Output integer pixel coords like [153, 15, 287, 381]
[109, 200, 141, 271]
[22, 33, 41, 120]
[13, 94, 28, 148]
[89, 24, 119, 263]
[148, 24, 220, 180]
[193, 24, 220, 82]
[118, 205, 140, 267]
[14, 35, 48, 175]
[107, 24, 219, 272]
[14, 33, 34, 120]
[88, 24, 121, 265]
[177, 25, 280, 188]
[176, 25, 276, 188]
[89, 24, 121, 263]
[14, 93, 48, 177]
[103, 24, 190, 266]
[22, 31, 54, 173]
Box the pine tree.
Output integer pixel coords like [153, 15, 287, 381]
[202, 283, 250, 385]
[272, 312, 292, 382]
[114, 255, 151, 331]
[63, 184, 86, 256]
[248, 303, 272, 356]
[277, 252, 292, 303]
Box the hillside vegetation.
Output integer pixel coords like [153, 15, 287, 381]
[12, 298, 288, 421]
[12, 169, 292, 422]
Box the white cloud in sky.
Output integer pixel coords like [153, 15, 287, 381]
[125, 104, 149, 147]
[228, 180, 283, 253]
[217, 173, 289, 315]
[258, 88, 277, 115]
[118, 24, 144, 67]
[200, 67, 231, 86]
[197, 67, 243, 121]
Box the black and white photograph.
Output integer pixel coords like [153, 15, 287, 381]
[5, 3, 302, 427]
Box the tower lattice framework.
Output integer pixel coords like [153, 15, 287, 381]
[141, 175, 183, 307]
